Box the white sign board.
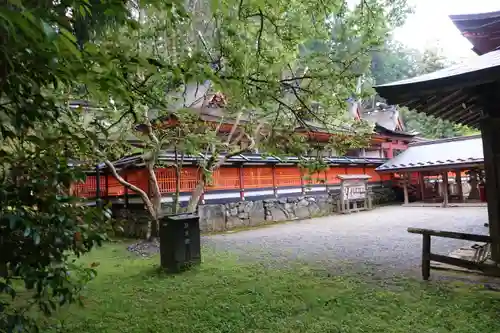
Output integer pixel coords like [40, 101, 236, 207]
[343, 185, 366, 200]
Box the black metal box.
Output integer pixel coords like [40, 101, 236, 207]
[159, 213, 201, 273]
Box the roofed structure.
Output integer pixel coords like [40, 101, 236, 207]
[373, 8, 500, 266]
[450, 10, 500, 55]
[376, 135, 483, 172]
[375, 49, 500, 128]
[113, 151, 387, 169]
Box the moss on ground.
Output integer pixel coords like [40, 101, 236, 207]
[42, 242, 500, 333]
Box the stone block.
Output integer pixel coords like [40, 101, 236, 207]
[226, 215, 244, 229]
[268, 206, 288, 221]
[249, 201, 265, 226]
[297, 198, 309, 207]
[238, 212, 249, 220]
[308, 202, 322, 217]
[199, 204, 226, 232]
[294, 206, 311, 219]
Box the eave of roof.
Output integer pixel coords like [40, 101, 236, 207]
[376, 134, 484, 172]
[449, 10, 500, 55]
[374, 50, 500, 128]
[373, 124, 415, 138]
[110, 152, 388, 169]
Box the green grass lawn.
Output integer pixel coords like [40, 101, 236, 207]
[43, 242, 500, 333]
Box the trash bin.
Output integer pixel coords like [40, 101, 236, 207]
[479, 183, 487, 202]
[159, 213, 201, 273]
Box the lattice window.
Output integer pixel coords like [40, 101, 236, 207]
[209, 168, 241, 190]
[275, 167, 302, 187]
[243, 167, 274, 188]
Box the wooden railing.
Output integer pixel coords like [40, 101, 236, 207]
[407, 227, 497, 280]
[73, 165, 391, 199]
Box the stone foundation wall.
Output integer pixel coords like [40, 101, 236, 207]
[113, 184, 396, 237]
[198, 194, 336, 232]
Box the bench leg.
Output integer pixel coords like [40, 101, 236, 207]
[422, 234, 431, 280]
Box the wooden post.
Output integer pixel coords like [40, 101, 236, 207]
[442, 171, 449, 207]
[479, 82, 500, 262]
[238, 164, 245, 201]
[422, 233, 431, 281]
[272, 165, 278, 197]
[95, 165, 102, 207]
[455, 169, 464, 202]
[340, 180, 345, 213]
[300, 169, 306, 195]
[403, 173, 409, 205]
[104, 170, 109, 204]
[419, 172, 425, 202]
[324, 170, 329, 194]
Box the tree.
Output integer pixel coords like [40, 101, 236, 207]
[77, 0, 412, 240]
[0, 0, 182, 330]
[370, 40, 479, 138]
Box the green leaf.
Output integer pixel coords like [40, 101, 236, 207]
[33, 232, 41, 245]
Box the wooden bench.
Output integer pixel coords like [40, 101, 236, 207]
[407, 228, 497, 280]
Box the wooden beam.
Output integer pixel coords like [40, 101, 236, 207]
[430, 253, 500, 277]
[455, 170, 464, 202]
[442, 172, 449, 207]
[422, 233, 431, 280]
[419, 172, 425, 201]
[407, 227, 493, 242]
[424, 90, 469, 116]
[403, 173, 409, 205]
[478, 82, 500, 262]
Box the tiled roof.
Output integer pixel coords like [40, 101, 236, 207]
[112, 152, 387, 168]
[449, 10, 500, 55]
[376, 135, 483, 172]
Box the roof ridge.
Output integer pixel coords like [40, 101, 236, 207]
[409, 134, 482, 147]
[449, 10, 500, 21]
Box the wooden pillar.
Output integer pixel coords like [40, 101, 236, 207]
[455, 169, 464, 202]
[442, 171, 449, 208]
[95, 165, 102, 207]
[403, 173, 409, 205]
[479, 82, 500, 262]
[104, 170, 109, 204]
[300, 169, 306, 195]
[324, 170, 329, 194]
[238, 164, 245, 201]
[272, 165, 278, 197]
[422, 233, 431, 281]
[419, 172, 425, 202]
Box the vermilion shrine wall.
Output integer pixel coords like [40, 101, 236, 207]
[73, 165, 392, 200]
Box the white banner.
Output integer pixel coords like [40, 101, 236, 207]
[343, 185, 366, 200]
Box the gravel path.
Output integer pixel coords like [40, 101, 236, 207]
[203, 206, 489, 277]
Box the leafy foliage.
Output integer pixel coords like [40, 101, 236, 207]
[0, 131, 110, 331]
[370, 40, 479, 138]
[86, 0, 412, 229]
[0, 0, 160, 330]
[0, 0, 411, 327]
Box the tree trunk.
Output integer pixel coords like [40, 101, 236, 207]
[103, 159, 157, 241]
[187, 178, 205, 213]
[146, 161, 162, 238]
